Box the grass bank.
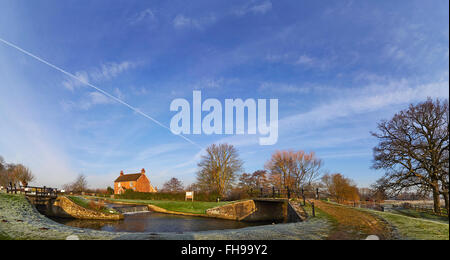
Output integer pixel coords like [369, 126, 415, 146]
[67, 196, 119, 215]
[388, 208, 449, 224]
[362, 209, 449, 240]
[319, 200, 449, 240]
[0, 194, 120, 240]
[90, 196, 233, 215]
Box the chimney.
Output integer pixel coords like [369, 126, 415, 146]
[120, 170, 124, 176]
[141, 168, 146, 175]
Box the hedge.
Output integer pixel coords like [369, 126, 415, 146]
[115, 190, 221, 202]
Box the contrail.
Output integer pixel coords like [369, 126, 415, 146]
[0, 37, 203, 150]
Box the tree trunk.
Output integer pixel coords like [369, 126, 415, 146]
[432, 185, 441, 214]
[443, 191, 449, 218]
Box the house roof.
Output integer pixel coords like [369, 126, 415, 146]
[114, 173, 142, 182]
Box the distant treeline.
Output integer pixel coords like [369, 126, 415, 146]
[115, 189, 221, 202]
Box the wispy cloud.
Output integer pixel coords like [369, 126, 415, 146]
[319, 151, 372, 159]
[62, 61, 136, 91]
[173, 14, 217, 30]
[192, 77, 224, 89]
[259, 82, 321, 94]
[60, 61, 137, 110]
[218, 76, 449, 149]
[113, 87, 125, 100]
[234, 0, 273, 16]
[191, 77, 240, 90]
[265, 53, 290, 62]
[128, 8, 156, 25]
[383, 44, 407, 62]
[135, 143, 187, 162]
[294, 54, 335, 69]
[280, 78, 449, 131]
[265, 53, 334, 69]
[295, 55, 315, 66]
[62, 71, 89, 91]
[83, 92, 115, 109]
[61, 91, 115, 111]
[90, 61, 136, 81]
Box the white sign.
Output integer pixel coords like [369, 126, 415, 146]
[185, 191, 194, 201]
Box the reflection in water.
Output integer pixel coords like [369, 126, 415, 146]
[50, 212, 270, 233]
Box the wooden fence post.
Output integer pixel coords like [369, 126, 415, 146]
[311, 202, 315, 217]
[301, 187, 305, 205]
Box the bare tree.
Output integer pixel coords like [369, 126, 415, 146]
[0, 156, 8, 187]
[0, 156, 5, 172]
[265, 150, 323, 191]
[252, 170, 270, 190]
[0, 161, 15, 187]
[162, 177, 184, 193]
[65, 174, 88, 193]
[238, 173, 254, 191]
[372, 98, 449, 214]
[196, 144, 243, 197]
[12, 164, 35, 187]
[238, 170, 270, 193]
[0, 159, 35, 188]
[265, 150, 296, 190]
[185, 183, 201, 192]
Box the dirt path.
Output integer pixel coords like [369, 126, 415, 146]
[313, 200, 395, 240]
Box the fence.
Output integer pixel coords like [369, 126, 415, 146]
[402, 203, 448, 216]
[250, 186, 324, 201]
[335, 200, 385, 212]
[6, 184, 58, 199]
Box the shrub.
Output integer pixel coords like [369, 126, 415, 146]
[88, 200, 105, 211]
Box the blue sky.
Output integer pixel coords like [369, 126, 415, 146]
[0, 0, 448, 189]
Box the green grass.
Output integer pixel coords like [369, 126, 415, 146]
[389, 208, 449, 224]
[67, 196, 90, 208]
[0, 231, 12, 240]
[301, 201, 342, 235]
[303, 202, 333, 221]
[92, 197, 233, 215]
[0, 194, 28, 239]
[362, 209, 449, 240]
[0, 193, 23, 202]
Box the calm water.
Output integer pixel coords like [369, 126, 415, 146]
[50, 211, 270, 233]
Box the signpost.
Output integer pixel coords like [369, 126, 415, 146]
[185, 191, 194, 201]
